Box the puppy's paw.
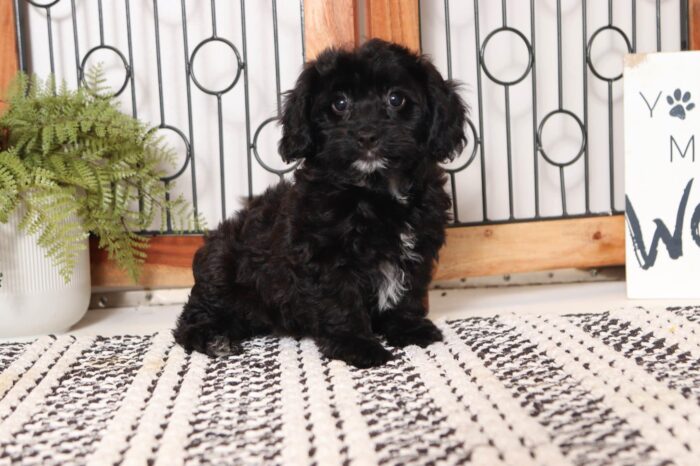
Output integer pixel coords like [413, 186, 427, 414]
[319, 336, 393, 368]
[204, 336, 242, 357]
[347, 340, 394, 368]
[173, 326, 241, 358]
[385, 318, 443, 348]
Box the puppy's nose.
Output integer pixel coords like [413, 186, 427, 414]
[358, 130, 378, 148]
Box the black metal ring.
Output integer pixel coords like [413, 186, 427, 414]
[443, 118, 479, 173]
[586, 25, 633, 82]
[536, 109, 587, 168]
[189, 37, 243, 96]
[25, 0, 61, 8]
[252, 117, 299, 175]
[80, 45, 131, 97]
[480, 27, 534, 86]
[149, 124, 192, 182]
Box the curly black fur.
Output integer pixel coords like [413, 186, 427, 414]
[174, 39, 467, 368]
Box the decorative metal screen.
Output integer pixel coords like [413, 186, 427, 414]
[421, 0, 687, 226]
[11, 0, 690, 231]
[13, 0, 305, 233]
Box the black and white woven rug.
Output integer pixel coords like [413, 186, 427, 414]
[2, 306, 700, 465]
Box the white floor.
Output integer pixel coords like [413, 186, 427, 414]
[66, 280, 700, 336]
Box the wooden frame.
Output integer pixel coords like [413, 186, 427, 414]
[4, 1, 700, 288]
[1, 0, 19, 114]
[691, 0, 700, 49]
[365, 0, 420, 52]
[90, 215, 625, 287]
[304, 0, 359, 59]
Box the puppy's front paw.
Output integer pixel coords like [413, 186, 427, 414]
[348, 340, 394, 368]
[204, 336, 241, 357]
[385, 318, 443, 348]
[174, 326, 241, 358]
[319, 336, 393, 368]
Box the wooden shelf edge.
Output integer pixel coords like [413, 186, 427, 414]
[91, 215, 625, 288]
[90, 235, 203, 289]
[433, 215, 625, 281]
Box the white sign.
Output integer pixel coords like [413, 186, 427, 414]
[624, 51, 700, 298]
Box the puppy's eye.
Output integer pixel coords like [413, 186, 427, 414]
[387, 91, 405, 109]
[331, 95, 349, 114]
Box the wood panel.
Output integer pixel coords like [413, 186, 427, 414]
[91, 216, 625, 288]
[303, 0, 359, 60]
[434, 216, 625, 281]
[90, 236, 203, 289]
[364, 0, 420, 52]
[690, 0, 700, 50]
[0, 0, 19, 113]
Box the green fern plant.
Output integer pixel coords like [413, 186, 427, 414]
[0, 67, 200, 283]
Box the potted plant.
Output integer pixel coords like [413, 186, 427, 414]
[0, 68, 196, 337]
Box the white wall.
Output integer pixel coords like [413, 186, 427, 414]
[24, 0, 682, 227]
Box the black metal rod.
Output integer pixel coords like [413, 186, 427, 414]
[582, 0, 590, 213]
[681, 0, 689, 50]
[559, 166, 567, 215]
[449, 172, 459, 222]
[556, 0, 563, 110]
[451, 212, 625, 229]
[123, 0, 142, 217]
[241, 0, 254, 199]
[418, 0, 423, 52]
[211, 0, 218, 37]
[272, 0, 282, 114]
[125, 0, 137, 118]
[632, 0, 637, 51]
[530, 0, 540, 217]
[70, 0, 80, 87]
[217, 95, 226, 219]
[180, 0, 200, 223]
[504, 86, 514, 220]
[607, 81, 615, 211]
[299, 0, 306, 61]
[152, 0, 166, 125]
[444, 0, 455, 221]
[97, 0, 105, 45]
[46, 8, 55, 77]
[12, 0, 25, 72]
[657, 0, 662, 51]
[473, 0, 488, 221]
[164, 184, 172, 232]
[444, 0, 452, 80]
[152, 0, 172, 230]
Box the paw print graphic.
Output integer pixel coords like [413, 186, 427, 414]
[667, 88, 695, 120]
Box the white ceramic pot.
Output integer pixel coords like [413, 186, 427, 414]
[0, 206, 90, 337]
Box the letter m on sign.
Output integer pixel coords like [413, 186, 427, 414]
[670, 135, 695, 162]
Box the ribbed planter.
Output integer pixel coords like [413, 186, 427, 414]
[0, 206, 90, 337]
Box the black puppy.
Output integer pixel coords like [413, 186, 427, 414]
[174, 39, 467, 368]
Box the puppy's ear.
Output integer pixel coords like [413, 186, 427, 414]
[423, 60, 468, 163]
[278, 64, 319, 163]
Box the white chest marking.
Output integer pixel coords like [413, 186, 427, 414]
[377, 224, 422, 311]
[352, 157, 387, 174]
[377, 261, 407, 311]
